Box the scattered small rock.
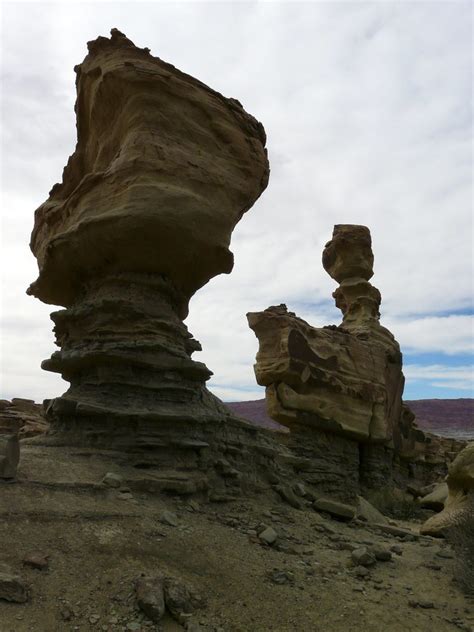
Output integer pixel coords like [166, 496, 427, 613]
[258, 527, 278, 546]
[0, 569, 28, 603]
[23, 552, 49, 571]
[269, 570, 294, 585]
[409, 598, 435, 609]
[313, 497, 355, 521]
[135, 575, 166, 623]
[354, 566, 370, 578]
[369, 544, 392, 562]
[351, 547, 376, 568]
[160, 510, 179, 527]
[163, 576, 203, 621]
[102, 472, 123, 488]
[390, 544, 403, 556]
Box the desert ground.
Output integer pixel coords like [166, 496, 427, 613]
[0, 444, 472, 632]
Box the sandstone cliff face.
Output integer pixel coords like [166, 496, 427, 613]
[27, 30, 270, 457]
[0, 399, 48, 438]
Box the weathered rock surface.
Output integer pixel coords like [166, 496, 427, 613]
[0, 434, 20, 479]
[418, 482, 449, 511]
[28, 28, 269, 308]
[356, 496, 388, 524]
[0, 399, 47, 438]
[0, 567, 28, 603]
[27, 29, 271, 460]
[135, 575, 166, 623]
[248, 225, 403, 445]
[421, 442, 474, 536]
[313, 497, 356, 521]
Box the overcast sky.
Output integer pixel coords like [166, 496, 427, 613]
[0, 1, 472, 405]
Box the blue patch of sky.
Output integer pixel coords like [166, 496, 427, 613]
[400, 306, 474, 319]
[403, 352, 473, 366]
[403, 382, 472, 401]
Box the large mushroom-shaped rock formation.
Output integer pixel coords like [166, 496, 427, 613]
[247, 225, 411, 495]
[420, 442, 474, 537]
[28, 29, 270, 455]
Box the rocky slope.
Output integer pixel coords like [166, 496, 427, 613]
[0, 444, 472, 632]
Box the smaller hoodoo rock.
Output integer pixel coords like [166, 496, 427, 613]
[248, 225, 403, 445]
[247, 225, 435, 498]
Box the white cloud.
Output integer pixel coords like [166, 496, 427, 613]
[1, 2, 472, 402]
[386, 315, 474, 355]
[404, 364, 474, 392]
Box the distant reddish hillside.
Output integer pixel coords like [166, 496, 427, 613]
[227, 398, 473, 438]
[227, 399, 285, 432]
[405, 398, 473, 432]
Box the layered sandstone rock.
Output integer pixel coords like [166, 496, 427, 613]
[27, 29, 269, 453]
[248, 225, 404, 445]
[421, 442, 474, 536]
[0, 399, 48, 439]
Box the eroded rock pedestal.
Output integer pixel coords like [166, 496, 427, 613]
[27, 30, 272, 470]
[248, 225, 441, 498]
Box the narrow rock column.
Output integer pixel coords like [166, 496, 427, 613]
[322, 224, 390, 346]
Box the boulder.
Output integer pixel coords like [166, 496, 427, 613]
[0, 568, 28, 603]
[356, 496, 388, 524]
[135, 576, 166, 623]
[418, 482, 448, 511]
[351, 547, 376, 567]
[313, 497, 355, 521]
[258, 526, 278, 545]
[421, 442, 474, 536]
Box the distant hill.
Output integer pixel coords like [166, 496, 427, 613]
[405, 398, 473, 438]
[227, 398, 473, 439]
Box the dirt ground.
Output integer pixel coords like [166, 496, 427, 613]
[0, 445, 472, 632]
